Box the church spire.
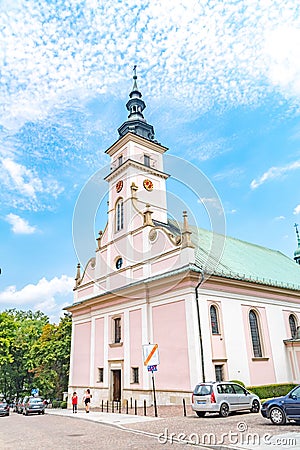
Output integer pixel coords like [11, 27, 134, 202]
[294, 223, 300, 264]
[118, 65, 156, 141]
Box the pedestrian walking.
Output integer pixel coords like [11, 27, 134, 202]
[83, 388, 92, 413]
[72, 392, 78, 413]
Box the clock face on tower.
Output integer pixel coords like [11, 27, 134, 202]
[116, 180, 123, 193]
[143, 179, 153, 191]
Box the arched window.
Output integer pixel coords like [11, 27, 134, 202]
[289, 314, 298, 339]
[116, 199, 124, 232]
[210, 305, 219, 334]
[249, 310, 262, 357]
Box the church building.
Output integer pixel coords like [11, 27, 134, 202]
[67, 70, 300, 406]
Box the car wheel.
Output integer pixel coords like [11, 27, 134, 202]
[196, 411, 206, 417]
[250, 400, 260, 413]
[269, 407, 286, 425]
[219, 403, 229, 417]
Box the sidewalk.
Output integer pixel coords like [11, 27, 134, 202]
[46, 408, 300, 449]
[46, 408, 160, 425]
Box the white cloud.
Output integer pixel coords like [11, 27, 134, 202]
[0, 0, 299, 131]
[294, 205, 300, 215]
[274, 215, 285, 221]
[264, 25, 300, 98]
[198, 196, 224, 215]
[251, 160, 300, 189]
[0, 275, 74, 322]
[0, 157, 64, 210]
[5, 213, 37, 234]
[0, 275, 74, 305]
[2, 158, 42, 199]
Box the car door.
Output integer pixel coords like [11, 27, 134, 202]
[221, 383, 238, 411]
[284, 386, 300, 418]
[232, 384, 251, 410]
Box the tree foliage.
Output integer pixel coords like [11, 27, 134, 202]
[0, 309, 72, 401]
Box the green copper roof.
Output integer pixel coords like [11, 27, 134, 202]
[190, 226, 300, 290]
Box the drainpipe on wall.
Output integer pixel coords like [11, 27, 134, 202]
[195, 268, 205, 382]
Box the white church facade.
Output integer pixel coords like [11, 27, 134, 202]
[67, 70, 300, 406]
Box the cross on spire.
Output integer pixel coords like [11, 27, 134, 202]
[294, 223, 300, 264]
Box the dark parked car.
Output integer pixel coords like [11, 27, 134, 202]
[261, 385, 300, 425]
[23, 397, 45, 416]
[0, 400, 9, 417]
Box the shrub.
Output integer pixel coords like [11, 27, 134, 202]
[52, 400, 61, 408]
[230, 380, 246, 387]
[247, 383, 297, 399]
[60, 401, 67, 409]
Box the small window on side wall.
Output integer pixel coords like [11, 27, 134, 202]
[113, 317, 121, 343]
[116, 199, 124, 232]
[131, 367, 139, 384]
[144, 154, 150, 167]
[215, 365, 224, 382]
[249, 310, 263, 357]
[210, 305, 219, 334]
[98, 368, 104, 383]
[289, 314, 298, 339]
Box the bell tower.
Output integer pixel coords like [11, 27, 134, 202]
[104, 67, 169, 245]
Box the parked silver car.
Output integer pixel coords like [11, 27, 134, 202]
[23, 397, 45, 416]
[0, 400, 9, 417]
[192, 381, 260, 417]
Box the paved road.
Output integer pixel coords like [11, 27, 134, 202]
[2, 409, 300, 449]
[0, 411, 203, 450]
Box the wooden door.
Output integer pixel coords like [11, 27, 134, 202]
[112, 370, 121, 401]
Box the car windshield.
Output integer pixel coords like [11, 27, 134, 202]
[194, 384, 212, 396]
[29, 398, 43, 403]
[291, 387, 300, 398]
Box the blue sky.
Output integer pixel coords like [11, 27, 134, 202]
[0, 0, 299, 322]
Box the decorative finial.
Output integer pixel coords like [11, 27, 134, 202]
[294, 223, 300, 265]
[295, 223, 299, 241]
[96, 230, 103, 250]
[75, 263, 81, 288]
[181, 211, 194, 248]
[143, 203, 154, 226]
[132, 65, 138, 91]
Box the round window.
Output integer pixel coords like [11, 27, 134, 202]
[116, 257, 123, 269]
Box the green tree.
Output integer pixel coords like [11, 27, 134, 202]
[0, 309, 71, 402]
[30, 313, 72, 399]
[0, 312, 17, 398]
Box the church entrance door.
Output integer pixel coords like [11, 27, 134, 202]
[112, 369, 121, 401]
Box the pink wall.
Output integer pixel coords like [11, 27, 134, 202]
[133, 232, 143, 263]
[94, 318, 104, 384]
[77, 285, 94, 299]
[283, 310, 300, 339]
[152, 255, 179, 275]
[72, 321, 91, 386]
[130, 309, 142, 385]
[289, 350, 296, 379]
[208, 301, 227, 360]
[152, 300, 190, 391]
[205, 279, 300, 305]
[242, 306, 276, 385]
